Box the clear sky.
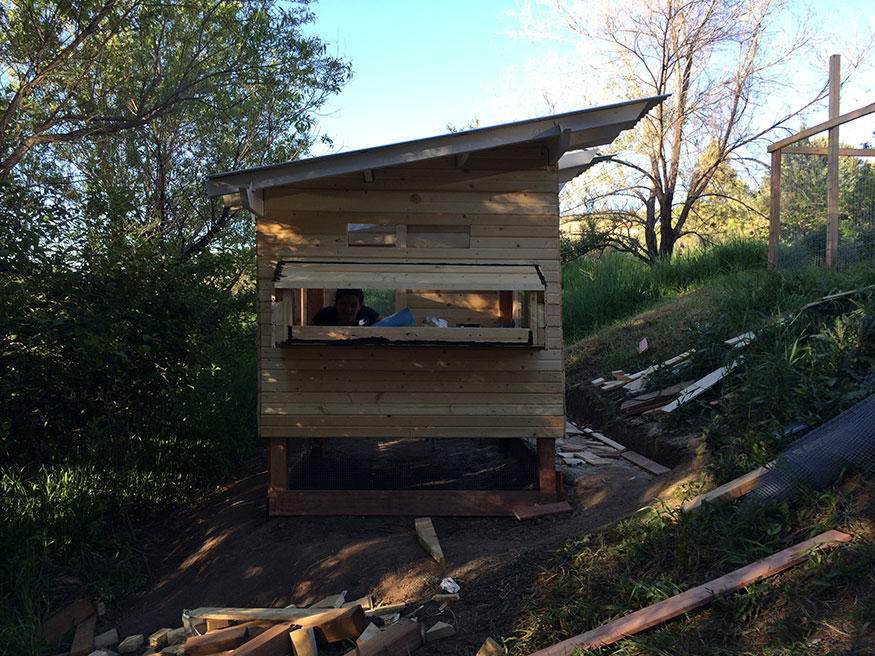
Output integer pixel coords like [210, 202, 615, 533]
[304, 0, 875, 157]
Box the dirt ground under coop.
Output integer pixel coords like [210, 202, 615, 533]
[287, 437, 541, 491]
[115, 421, 697, 655]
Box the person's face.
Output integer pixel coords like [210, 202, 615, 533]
[335, 294, 362, 325]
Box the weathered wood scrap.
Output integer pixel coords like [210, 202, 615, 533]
[227, 622, 294, 656]
[432, 593, 460, 602]
[621, 451, 671, 476]
[93, 628, 118, 649]
[476, 636, 504, 656]
[342, 594, 375, 610]
[289, 627, 318, 656]
[564, 419, 584, 435]
[512, 501, 573, 521]
[310, 592, 346, 609]
[579, 452, 614, 466]
[528, 530, 852, 656]
[187, 607, 326, 623]
[342, 618, 423, 656]
[660, 362, 739, 413]
[148, 628, 170, 648]
[185, 625, 249, 656]
[414, 517, 444, 563]
[43, 598, 95, 644]
[293, 605, 369, 644]
[622, 377, 647, 392]
[587, 432, 625, 452]
[681, 465, 770, 512]
[69, 613, 97, 656]
[425, 621, 456, 641]
[356, 623, 381, 644]
[619, 383, 691, 416]
[206, 619, 233, 632]
[365, 603, 406, 617]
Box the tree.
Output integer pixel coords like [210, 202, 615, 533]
[507, 0, 861, 263]
[0, 0, 350, 192]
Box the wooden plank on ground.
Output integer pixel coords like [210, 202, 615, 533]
[619, 383, 691, 416]
[659, 362, 739, 413]
[268, 489, 557, 516]
[185, 625, 249, 656]
[587, 432, 625, 452]
[415, 517, 445, 562]
[528, 530, 852, 656]
[341, 618, 423, 656]
[187, 608, 325, 623]
[621, 451, 671, 476]
[294, 606, 369, 644]
[512, 501, 573, 521]
[69, 613, 97, 656]
[43, 598, 96, 645]
[289, 627, 318, 656]
[476, 636, 504, 656]
[681, 465, 770, 512]
[227, 622, 294, 656]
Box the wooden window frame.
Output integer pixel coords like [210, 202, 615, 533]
[271, 261, 547, 348]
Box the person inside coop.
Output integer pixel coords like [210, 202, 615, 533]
[312, 288, 382, 326]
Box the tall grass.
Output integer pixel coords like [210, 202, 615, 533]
[562, 239, 767, 343]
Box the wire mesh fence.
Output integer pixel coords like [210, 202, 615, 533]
[286, 437, 540, 491]
[775, 150, 875, 269]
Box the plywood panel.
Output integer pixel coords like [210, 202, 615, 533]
[268, 190, 556, 214]
[253, 155, 564, 445]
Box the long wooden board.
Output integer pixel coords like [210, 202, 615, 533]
[681, 465, 769, 512]
[269, 489, 558, 517]
[287, 326, 533, 344]
[528, 530, 852, 656]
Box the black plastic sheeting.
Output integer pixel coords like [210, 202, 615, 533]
[741, 393, 875, 507]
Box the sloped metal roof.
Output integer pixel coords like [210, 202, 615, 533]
[205, 94, 667, 205]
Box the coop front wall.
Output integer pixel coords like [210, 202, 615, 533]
[256, 145, 565, 440]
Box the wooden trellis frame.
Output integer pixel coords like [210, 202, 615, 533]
[768, 55, 875, 267]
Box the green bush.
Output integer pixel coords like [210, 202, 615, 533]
[0, 205, 258, 653]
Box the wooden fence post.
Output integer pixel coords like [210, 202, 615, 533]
[826, 54, 840, 267]
[768, 150, 782, 267]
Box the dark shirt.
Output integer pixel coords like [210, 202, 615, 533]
[312, 305, 380, 326]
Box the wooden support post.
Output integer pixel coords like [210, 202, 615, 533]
[826, 54, 840, 267]
[306, 289, 323, 325]
[537, 438, 556, 493]
[499, 291, 513, 325]
[768, 149, 782, 266]
[268, 438, 287, 493]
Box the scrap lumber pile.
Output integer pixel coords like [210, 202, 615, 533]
[49, 597, 445, 656]
[562, 420, 670, 476]
[590, 332, 757, 416]
[47, 518, 503, 656]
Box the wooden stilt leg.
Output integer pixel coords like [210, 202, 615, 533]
[269, 438, 287, 493]
[537, 438, 556, 493]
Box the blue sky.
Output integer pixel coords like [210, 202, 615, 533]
[305, 0, 875, 157]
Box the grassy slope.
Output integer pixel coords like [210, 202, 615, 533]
[507, 258, 875, 655]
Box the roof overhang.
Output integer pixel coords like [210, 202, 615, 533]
[206, 94, 667, 207]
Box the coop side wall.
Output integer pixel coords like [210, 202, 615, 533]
[255, 144, 565, 451]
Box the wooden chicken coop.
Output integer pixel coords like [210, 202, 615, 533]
[206, 96, 665, 517]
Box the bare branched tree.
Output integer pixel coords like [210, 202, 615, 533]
[507, 0, 870, 263]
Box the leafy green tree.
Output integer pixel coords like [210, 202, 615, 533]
[2, 0, 350, 258]
[1, 0, 349, 178]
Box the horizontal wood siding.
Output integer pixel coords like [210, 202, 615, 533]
[256, 145, 563, 440]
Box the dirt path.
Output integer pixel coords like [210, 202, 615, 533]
[118, 432, 690, 654]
